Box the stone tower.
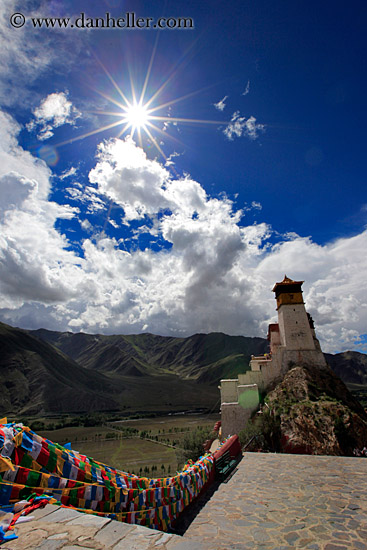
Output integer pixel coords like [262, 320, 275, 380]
[274, 276, 317, 351]
[219, 275, 327, 437]
[272, 275, 327, 373]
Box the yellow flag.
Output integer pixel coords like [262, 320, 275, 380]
[13, 432, 23, 447]
[0, 456, 15, 472]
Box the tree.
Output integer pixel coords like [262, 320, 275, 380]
[181, 426, 215, 462]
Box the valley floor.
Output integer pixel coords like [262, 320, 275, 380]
[39, 413, 220, 474]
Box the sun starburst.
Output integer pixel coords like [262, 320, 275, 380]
[122, 102, 151, 131]
[55, 47, 227, 164]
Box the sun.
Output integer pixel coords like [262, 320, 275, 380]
[123, 102, 151, 130]
[56, 51, 227, 162]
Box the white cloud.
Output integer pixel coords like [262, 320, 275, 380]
[0, 172, 37, 213]
[244, 201, 262, 212]
[0, 0, 89, 107]
[65, 183, 107, 213]
[0, 203, 80, 305]
[59, 166, 78, 180]
[0, 111, 50, 199]
[242, 80, 250, 96]
[0, 122, 366, 354]
[0, 109, 82, 306]
[89, 138, 169, 221]
[224, 112, 265, 140]
[80, 219, 93, 232]
[213, 96, 228, 111]
[89, 137, 209, 222]
[27, 92, 81, 140]
[0, 0, 51, 105]
[165, 151, 181, 167]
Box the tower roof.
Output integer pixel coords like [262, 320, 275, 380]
[272, 275, 304, 293]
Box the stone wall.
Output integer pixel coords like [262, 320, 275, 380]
[220, 379, 239, 403]
[278, 303, 316, 350]
[221, 402, 256, 438]
[220, 383, 260, 438]
[280, 348, 327, 372]
[238, 358, 283, 393]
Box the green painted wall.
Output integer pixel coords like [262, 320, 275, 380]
[238, 387, 259, 409]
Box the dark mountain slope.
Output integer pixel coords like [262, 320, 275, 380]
[1, 323, 219, 416]
[0, 322, 120, 415]
[324, 351, 367, 385]
[29, 328, 367, 392]
[31, 329, 268, 382]
[31, 330, 150, 376]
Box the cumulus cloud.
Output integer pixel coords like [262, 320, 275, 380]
[0, 111, 50, 199]
[27, 92, 81, 140]
[213, 96, 228, 111]
[89, 137, 210, 221]
[80, 219, 93, 232]
[0, 109, 82, 306]
[0, 120, 366, 354]
[224, 113, 265, 140]
[0, 172, 37, 213]
[0, 204, 80, 305]
[89, 138, 169, 220]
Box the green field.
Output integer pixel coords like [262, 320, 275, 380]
[39, 413, 220, 476]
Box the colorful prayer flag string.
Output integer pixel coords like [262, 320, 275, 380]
[0, 423, 216, 532]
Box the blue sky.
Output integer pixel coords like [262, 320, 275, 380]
[0, 0, 366, 353]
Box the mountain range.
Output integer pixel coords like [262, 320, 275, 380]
[0, 321, 366, 417]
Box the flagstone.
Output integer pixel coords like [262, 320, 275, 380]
[4, 452, 367, 549]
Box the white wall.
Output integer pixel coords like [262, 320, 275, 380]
[278, 303, 316, 350]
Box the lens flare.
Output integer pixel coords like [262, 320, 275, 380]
[38, 144, 59, 166]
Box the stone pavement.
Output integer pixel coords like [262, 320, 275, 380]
[2, 504, 185, 550]
[185, 453, 367, 550]
[3, 453, 367, 550]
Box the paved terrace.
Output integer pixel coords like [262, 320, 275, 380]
[5, 453, 367, 550]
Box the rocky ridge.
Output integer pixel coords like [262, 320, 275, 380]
[264, 363, 367, 455]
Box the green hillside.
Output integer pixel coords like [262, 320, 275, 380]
[31, 328, 268, 381]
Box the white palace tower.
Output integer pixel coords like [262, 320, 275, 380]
[220, 276, 327, 438]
